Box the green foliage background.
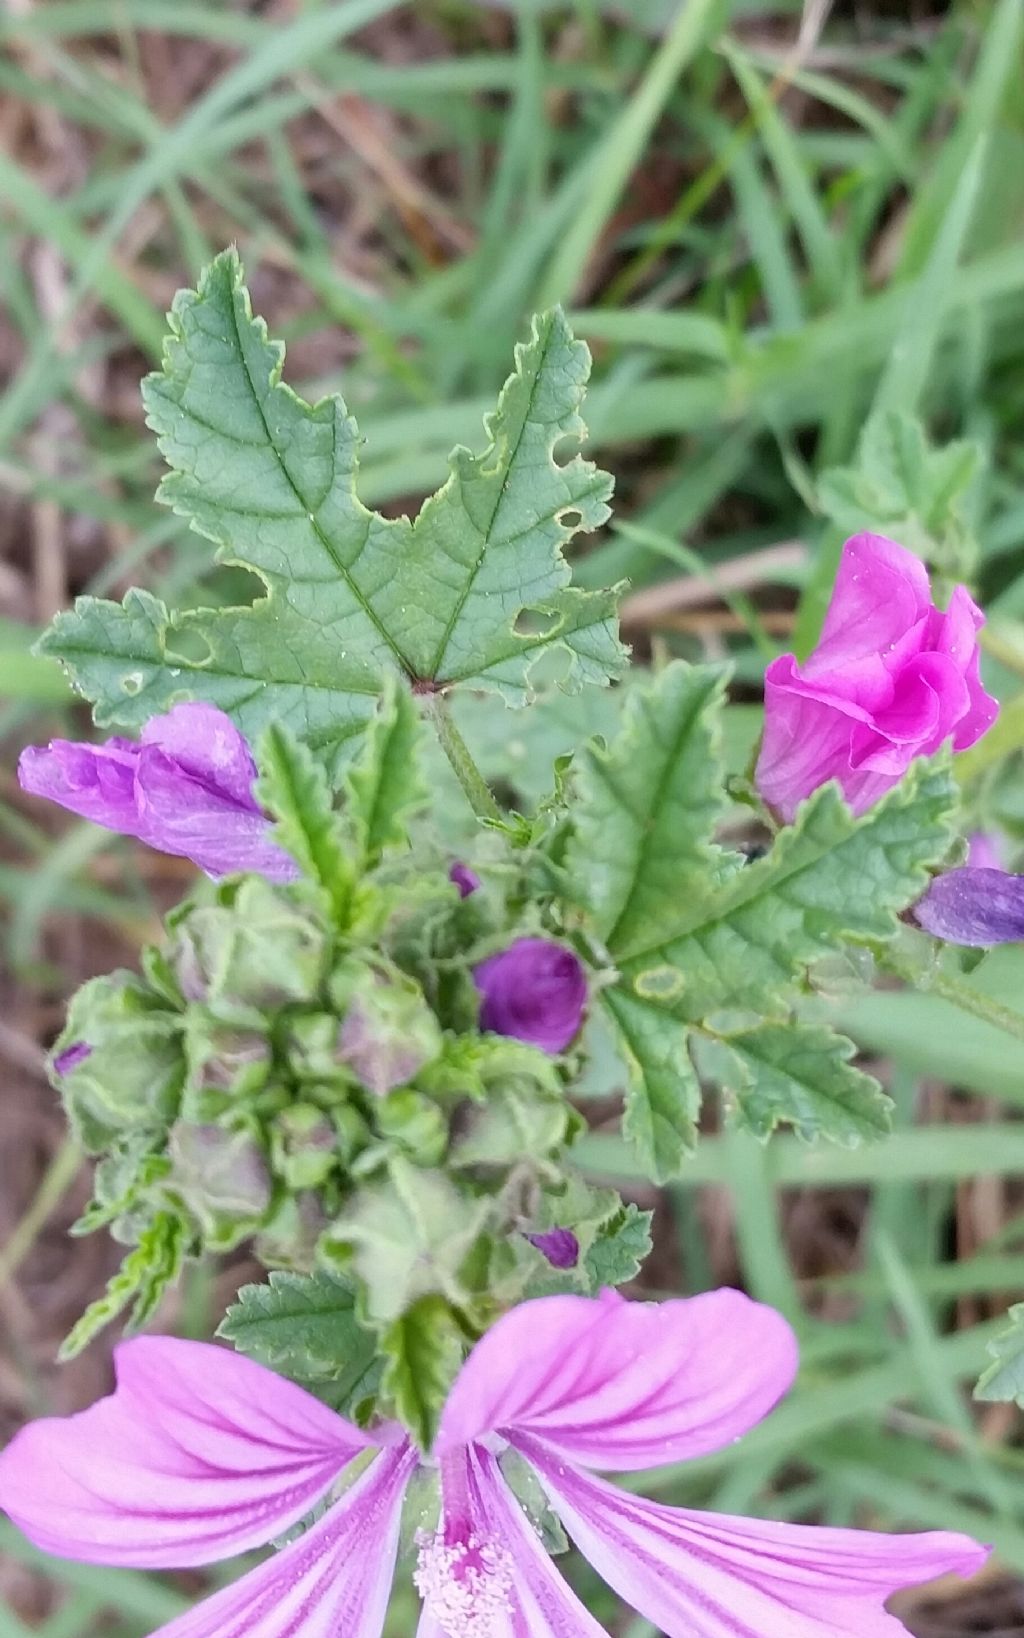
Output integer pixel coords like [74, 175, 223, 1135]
[3, 1, 1024, 1634]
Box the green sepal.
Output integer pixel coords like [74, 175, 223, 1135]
[381, 1295, 467, 1451]
[324, 1157, 492, 1327]
[171, 877, 328, 1010]
[51, 972, 186, 1152]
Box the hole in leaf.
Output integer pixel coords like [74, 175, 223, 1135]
[526, 646, 570, 689]
[198, 565, 266, 608]
[120, 672, 144, 696]
[514, 606, 564, 639]
[558, 508, 583, 530]
[166, 627, 213, 666]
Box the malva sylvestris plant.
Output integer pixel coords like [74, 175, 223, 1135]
[5, 250, 1020, 1634]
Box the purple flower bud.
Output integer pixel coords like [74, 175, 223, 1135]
[914, 867, 1024, 947]
[473, 937, 587, 1054]
[449, 862, 481, 899]
[18, 704, 297, 882]
[52, 1041, 92, 1076]
[525, 1227, 580, 1269]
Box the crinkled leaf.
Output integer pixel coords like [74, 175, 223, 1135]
[381, 1295, 466, 1450]
[602, 987, 702, 1182]
[40, 252, 624, 774]
[619, 759, 958, 1021]
[327, 1158, 492, 1326]
[976, 1304, 1024, 1405]
[707, 1020, 892, 1144]
[256, 722, 353, 922]
[566, 661, 735, 953]
[60, 1212, 185, 1360]
[344, 677, 427, 860]
[218, 1269, 381, 1417]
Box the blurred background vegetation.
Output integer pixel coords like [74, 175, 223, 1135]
[3, 0, 1024, 1632]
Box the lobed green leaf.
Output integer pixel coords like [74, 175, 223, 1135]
[40, 252, 625, 773]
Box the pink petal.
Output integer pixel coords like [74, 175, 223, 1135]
[142, 1444, 414, 1638]
[756, 667, 864, 824]
[436, 1290, 797, 1472]
[417, 1444, 608, 1638]
[134, 749, 298, 881]
[0, 1337, 375, 1567]
[953, 647, 999, 750]
[524, 1441, 988, 1638]
[18, 740, 142, 835]
[141, 704, 261, 810]
[812, 534, 932, 672]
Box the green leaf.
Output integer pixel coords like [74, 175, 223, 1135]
[583, 1202, 653, 1289]
[328, 1158, 492, 1326]
[976, 1304, 1024, 1405]
[818, 411, 981, 578]
[60, 1212, 185, 1360]
[344, 678, 427, 860]
[218, 1269, 381, 1416]
[40, 253, 624, 772]
[602, 987, 702, 1182]
[381, 1295, 466, 1450]
[708, 1020, 892, 1144]
[256, 722, 353, 921]
[566, 662, 735, 954]
[618, 759, 958, 1021]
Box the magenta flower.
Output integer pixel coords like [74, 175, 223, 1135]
[0, 1290, 985, 1638]
[756, 533, 998, 822]
[473, 937, 587, 1053]
[18, 703, 297, 881]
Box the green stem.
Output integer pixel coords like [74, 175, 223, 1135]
[882, 947, 1024, 1045]
[426, 695, 502, 824]
[0, 1135, 82, 1291]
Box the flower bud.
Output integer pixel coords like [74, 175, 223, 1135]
[51, 973, 185, 1151]
[167, 1122, 272, 1243]
[472, 938, 587, 1053]
[335, 967, 443, 1096]
[18, 702, 296, 881]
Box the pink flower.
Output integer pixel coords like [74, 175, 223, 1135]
[18, 702, 297, 881]
[0, 1290, 985, 1638]
[756, 533, 998, 822]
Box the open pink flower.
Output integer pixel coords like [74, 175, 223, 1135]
[756, 533, 998, 822]
[18, 702, 296, 881]
[0, 1290, 985, 1638]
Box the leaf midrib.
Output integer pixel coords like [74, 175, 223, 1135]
[427, 310, 556, 682]
[226, 274, 412, 679]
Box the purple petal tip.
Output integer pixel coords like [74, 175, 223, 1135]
[525, 1228, 580, 1269]
[53, 1041, 92, 1076]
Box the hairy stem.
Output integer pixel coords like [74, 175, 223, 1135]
[882, 946, 1024, 1045]
[425, 695, 502, 824]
